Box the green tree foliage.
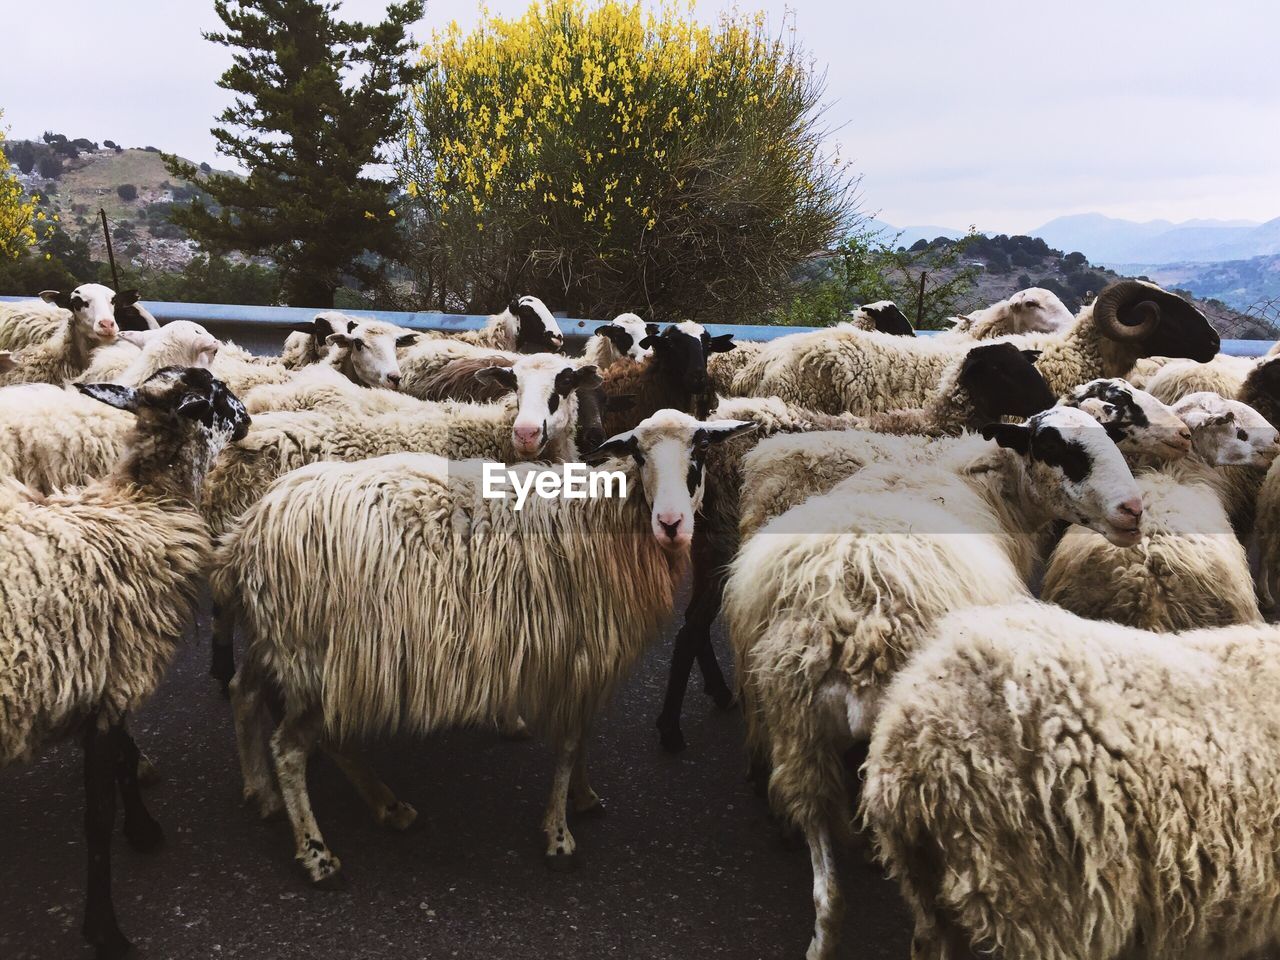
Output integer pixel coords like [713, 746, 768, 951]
[125, 255, 282, 305]
[117, 184, 138, 201]
[165, 0, 425, 307]
[398, 0, 857, 319]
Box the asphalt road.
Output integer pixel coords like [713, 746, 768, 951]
[0, 590, 913, 960]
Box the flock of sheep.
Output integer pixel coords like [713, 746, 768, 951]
[3, 278, 1280, 960]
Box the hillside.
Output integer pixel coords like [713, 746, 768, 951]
[8, 138, 229, 271]
[913, 234, 1277, 340]
[1032, 212, 1280, 265]
[1109, 254, 1280, 315]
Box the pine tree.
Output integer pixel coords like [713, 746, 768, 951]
[166, 0, 424, 307]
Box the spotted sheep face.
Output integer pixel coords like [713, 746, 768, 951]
[1065, 378, 1192, 461]
[40, 282, 134, 342]
[1173, 392, 1280, 468]
[594, 313, 657, 363]
[504, 296, 565, 353]
[983, 405, 1144, 547]
[119, 320, 220, 369]
[327, 321, 418, 389]
[77, 365, 251, 443]
[640, 321, 735, 396]
[585, 409, 755, 551]
[476, 354, 603, 459]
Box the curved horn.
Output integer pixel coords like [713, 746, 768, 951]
[1094, 280, 1163, 341]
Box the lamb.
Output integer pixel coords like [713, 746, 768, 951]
[864, 601, 1280, 960]
[278, 311, 355, 369]
[0, 284, 149, 352]
[724, 407, 1142, 959]
[654, 341, 1058, 751]
[1042, 394, 1278, 632]
[0, 322, 225, 495]
[217, 409, 753, 883]
[581, 313, 656, 369]
[723, 280, 1219, 414]
[420, 295, 564, 353]
[943, 287, 1074, 339]
[0, 365, 249, 959]
[203, 354, 600, 693]
[0, 287, 127, 387]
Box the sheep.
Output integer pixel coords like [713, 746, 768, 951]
[844, 300, 915, 336]
[1238, 352, 1280, 429]
[1061, 377, 1194, 461]
[654, 341, 1058, 752]
[0, 288, 128, 387]
[0, 322, 225, 495]
[1042, 394, 1279, 632]
[278, 311, 355, 369]
[0, 365, 249, 959]
[1144, 352, 1257, 404]
[724, 406, 1143, 959]
[0, 284, 149, 352]
[943, 287, 1074, 339]
[203, 353, 601, 694]
[397, 336, 522, 400]
[216, 409, 754, 883]
[420, 295, 564, 353]
[863, 601, 1280, 960]
[582, 313, 657, 369]
[723, 280, 1219, 414]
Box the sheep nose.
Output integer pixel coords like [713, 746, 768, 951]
[657, 513, 683, 540]
[1114, 497, 1144, 526]
[1178, 427, 1192, 443]
[386, 374, 401, 388]
[513, 423, 543, 449]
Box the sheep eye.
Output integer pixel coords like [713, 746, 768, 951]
[547, 392, 560, 414]
[1237, 428, 1248, 441]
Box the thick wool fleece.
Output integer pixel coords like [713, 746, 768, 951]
[865, 602, 1280, 960]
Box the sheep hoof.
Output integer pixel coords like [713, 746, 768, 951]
[380, 801, 419, 832]
[544, 849, 580, 872]
[124, 815, 165, 854]
[87, 928, 132, 960]
[657, 725, 687, 753]
[298, 853, 344, 889]
[135, 754, 161, 785]
[572, 799, 607, 820]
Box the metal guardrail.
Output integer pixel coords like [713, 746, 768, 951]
[1, 296, 1273, 355]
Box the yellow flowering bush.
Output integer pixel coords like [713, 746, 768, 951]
[0, 115, 42, 260]
[398, 1, 855, 318]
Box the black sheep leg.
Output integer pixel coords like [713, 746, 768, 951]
[656, 526, 732, 752]
[210, 602, 236, 698]
[82, 721, 130, 960]
[113, 723, 164, 853]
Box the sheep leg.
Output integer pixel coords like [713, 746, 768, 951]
[656, 529, 731, 752]
[325, 747, 417, 831]
[81, 721, 130, 960]
[496, 703, 532, 740]
[542, 732, 580, 870]
[270, 706, 341, 886]
[569, 730, 604, 817]
[804, 823, 843, 960]
[210, 601, 236, 698]
[111, 723, 164, 853]
[229, 662, 283, 820]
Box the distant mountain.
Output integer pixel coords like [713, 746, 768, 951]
[1031, 213, 1280, 265]
[1116, 253, 1280, 314]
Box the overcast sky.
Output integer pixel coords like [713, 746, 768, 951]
[3, 0, 1276, 233]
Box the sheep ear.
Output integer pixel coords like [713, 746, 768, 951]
[76, 382, 140, 412]
[1020, 350, 1042, 364]
[596, 324, 630, 350]
[346, 320, 358, 333]
[395, 333, 419, 348]
[565, 364, 602, 392]
[706, 333, 736, 354]
[311, 317, 334, 338]
[114, 289, 140, 307]
[508, 297, 523, 315]
[700, 419, 756, 443]
[982, 422, 1031, 454]
[475, 366, 519, 392]
[40, 289, 72, 309]
[1076, 397, 1117, 422]
[326, 333, 353, 347]
[584, 429, 640, 465]
[645, 323, 660, 337]
[1206, 411, 1236, 426]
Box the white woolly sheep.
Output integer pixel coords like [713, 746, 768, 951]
[278, 311, 356, 369]
[0, 284, 147, 353]
[0, 366, 249, 959]
[1042, 393, 1279, 632]
[582, 313, 657, 368]
[655, 341, 1057, 752]
[864, 601, 1280, 960]
[844, 301, 915, 336]
[419, 295, 564, 353]
[1144, 352, 1257, 404]
[723, 280, 1219, 414]
[943, 287, 1074, 340]
[724, 407, 1142, 959]
[216, 409, 753, 883]
[0, 286, 132, 387]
